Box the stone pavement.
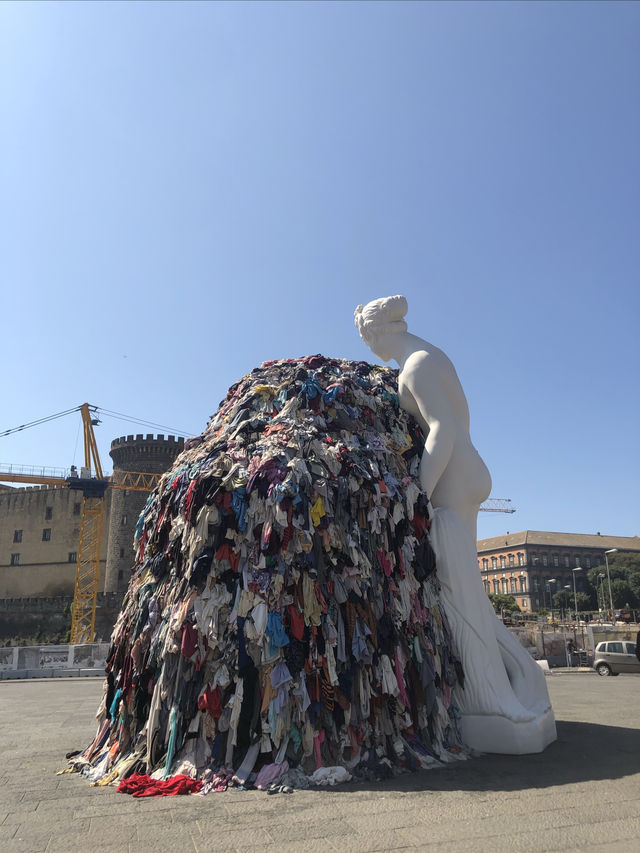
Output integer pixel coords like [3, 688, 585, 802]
[1, 674, 638, 853]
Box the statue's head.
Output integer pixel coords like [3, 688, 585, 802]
[354, 295, 408, 362]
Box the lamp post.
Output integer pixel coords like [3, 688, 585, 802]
[604, 548, 617, 618]
[572, 567, 582, 622]
[598, 573, 605, 616]
[547, 578, 557, 627]
[563, 585, 571, 623]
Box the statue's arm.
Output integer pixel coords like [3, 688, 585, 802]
[402, 351, 455, 498]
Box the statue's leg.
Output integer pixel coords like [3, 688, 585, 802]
[430, 507, 557, 753]
[493, 619, 551, 714]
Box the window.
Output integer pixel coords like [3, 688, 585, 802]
[575, 556, 581, 567]
[483, 580, 489, 593]
[482, 558, 488, 570]
[491, 557, 498, 569]
[520, 577, 527, 592]
[532, 553, 539, 566]
[624, 643, 636, 655]
[10, 553, 20, 566]
[533, 578, 539, 592]
[608, 642, 623, 654]
[553, 554, 559, 567]
[493, 579, 500, 593]
[73, 502, 81, 516]
[45, 506, 52, 520]
[68, 552, 77, 563]
[564, 555, 570, 568]
[542, 554, 548, 567]
[42, 528, 51, 541]
[509, 554, 514, 566]
[13, 529, 22, 543]
[518, 553, 524, 566]
[501, 579, 508, 593]
[500, 555, 506, 568]
[120, 548, 125, 559]
[510, 578, 516, 592]
[585, 557, 591, 568]
[118, 569, 124, 581]
[521, 599, 527, 608]
[121, 515, 128, 526]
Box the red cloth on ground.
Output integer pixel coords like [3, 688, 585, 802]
[117, 773, 203, 797]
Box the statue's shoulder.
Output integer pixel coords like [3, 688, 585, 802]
[401, 348, 436, 384]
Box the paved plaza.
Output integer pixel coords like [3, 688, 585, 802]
[1, 673, 639, 853]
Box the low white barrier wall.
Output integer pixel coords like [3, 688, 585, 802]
[0, 643, 109, 678]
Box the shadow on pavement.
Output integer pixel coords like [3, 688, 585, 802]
[312, 721, 640, 796]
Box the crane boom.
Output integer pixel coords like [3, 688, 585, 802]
[480, 498, 515, 513]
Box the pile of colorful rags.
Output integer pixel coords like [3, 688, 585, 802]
[67, 355, 468, 795]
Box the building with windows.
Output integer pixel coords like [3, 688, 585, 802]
[477, 530, 640, 612]
[0, 484, 111, 598]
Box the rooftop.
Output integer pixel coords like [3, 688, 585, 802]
[477, 530, 640, 553]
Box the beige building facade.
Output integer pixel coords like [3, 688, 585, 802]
[0, 485, 110, 598]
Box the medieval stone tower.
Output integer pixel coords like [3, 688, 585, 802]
[104, 434, 184, 595]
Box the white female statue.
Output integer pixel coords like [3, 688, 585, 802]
[355, 295, 556, 754]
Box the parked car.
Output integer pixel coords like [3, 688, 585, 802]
[593, 641, 640, 676]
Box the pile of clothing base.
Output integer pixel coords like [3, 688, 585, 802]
[67, 355, 468, 796]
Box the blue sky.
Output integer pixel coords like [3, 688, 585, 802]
[1, 1, 638, 540]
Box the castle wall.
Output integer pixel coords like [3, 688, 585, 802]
[0, 486, 110, 598]
[0, 593, 121, 644]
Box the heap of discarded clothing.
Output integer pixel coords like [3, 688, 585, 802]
[68, 355, 467, 795]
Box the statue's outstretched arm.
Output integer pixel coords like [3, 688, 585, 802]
[401, 350, 455, 499]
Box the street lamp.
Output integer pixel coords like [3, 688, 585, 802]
[547, 579, 557, 626]
[604, 548, 617, 617]
[572, 567, 582, 622]
[597, 573, 606, 614]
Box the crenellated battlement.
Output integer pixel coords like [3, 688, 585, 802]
[109, 435, 185, 469]
[110, 434, 185, 448]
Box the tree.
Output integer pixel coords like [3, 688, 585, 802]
[629, 573, 640, 601]
[553, 589, 591, 615]
[574, 591, 592, 611]
[610, 579, 638, 609]
[588, 553, 640, 610]
[552, 589, 573, 610]
[488, 594, 521, 614]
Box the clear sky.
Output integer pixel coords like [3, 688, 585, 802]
[1, 1, 638, 541]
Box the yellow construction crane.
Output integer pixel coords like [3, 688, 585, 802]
[0, 404, 162, 643]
